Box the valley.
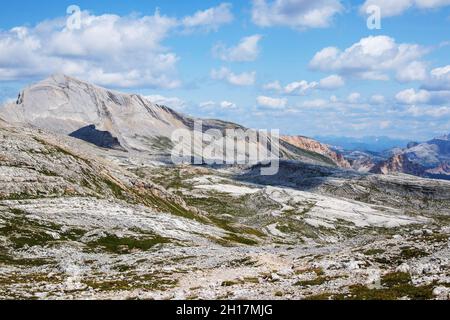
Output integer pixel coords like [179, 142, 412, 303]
[0, 76, 449, 300]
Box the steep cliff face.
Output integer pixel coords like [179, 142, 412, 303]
[282, 135, 351, 168]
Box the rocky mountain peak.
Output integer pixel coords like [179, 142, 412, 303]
[0, 75, 191, 153]
[435, 133, 450, 141]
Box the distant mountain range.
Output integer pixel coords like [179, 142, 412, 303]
[312, 130, 450, 180]
[370, 134, 450, 180]
[314, 135, 412, 153]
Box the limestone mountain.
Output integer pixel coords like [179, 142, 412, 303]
[1, 75, 335, 167]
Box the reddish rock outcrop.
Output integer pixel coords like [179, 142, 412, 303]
[282, 136, 351, 168]
[370, 154, 425, 176]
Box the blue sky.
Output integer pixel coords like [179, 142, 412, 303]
[0, 0, 450, 140]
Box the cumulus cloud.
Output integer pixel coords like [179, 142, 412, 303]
[211, 67, 256, 86]
[360, 0, 414, 17]
[347, 92, 361, 103]
[396, 88, 431, 104]
[220, 101, 237, 109]
[396, 88, 450, 105]
[284, 80, 318, 95]
[423, 65, 450, 90]
[309, 36, 428, 82]
[360, 0, 450, 18]
[0, 5, 235, 88]
[0, 11, 183, 88]
[213, 35, 263, 62]
[199, 100, 237, 110]
[263, 74, 344, 95]
[251, 0, 343, 30]
[257, 96, 288, 109]
[182, 3, 234, 32]
[396, 61, 428, 82]
[145, 95, 186, 110]
[318, 74, 345, 89]
[406, 105, 450, 117]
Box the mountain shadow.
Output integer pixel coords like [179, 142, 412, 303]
[69, 125, 126, 151]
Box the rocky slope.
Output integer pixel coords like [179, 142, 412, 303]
[282, 136, 351, 168]
[370, 135, 450, 180]
[1, 125, 449, 299]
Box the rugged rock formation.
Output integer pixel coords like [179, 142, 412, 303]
[369, 134, 450, 180]
[371, 154, 426, 176]
[282, 135, 351, 168]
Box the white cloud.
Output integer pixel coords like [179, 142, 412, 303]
[257, 96, 288, 109]
[406, 105, 450, 117]
[302, 99, 328, 108]
[396, 61, 428, 82]
[0, 11, 180, 88]
[396, 88, 431, 104]
[371, 94, 386, 104]
[182, 3, 234, 32]
[213, 35, 263, 62]
[199, 100, 237, 110]
[309, 36, 428, 82]
[263, 74, 344, 95]
[360, 0, 450, 18]
[360, 0, 414, 17]
[145, 95, 185, 110]
[199, 101, 216, 109]
[220, 101, 237, 109]
[318, 74, 345, 89]
[263, 81, 283, 91]
[379, 120, 391, 129]
[347, 92, 361, 103]
[251, 0, 343, 30]
[211, 67, 256, 86]
[0, 5, 236, 87]
[423, 65, 450, 90]
[284, 80, 318, 95]
[416, 0, 450, 8]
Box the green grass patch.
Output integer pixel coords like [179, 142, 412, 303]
[307, 272, 434, 300]
[294, 275, 335, 287]
[87, 234, 171, 254]
[82, 276, 177, 292]
[400, 247, 429, 260]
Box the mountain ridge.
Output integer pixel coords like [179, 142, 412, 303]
[369, 134, 450, 180]
[0, 75, 339, 167]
